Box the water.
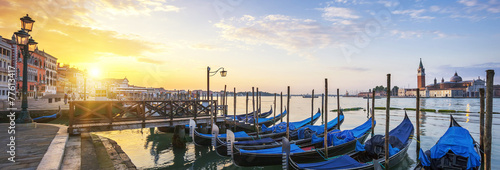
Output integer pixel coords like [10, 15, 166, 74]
[93, 96, 500, 169]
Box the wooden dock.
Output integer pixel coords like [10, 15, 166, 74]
[68, 100, 223, 135]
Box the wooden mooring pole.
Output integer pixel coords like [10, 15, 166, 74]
[252, 87, 257, 137]
[367, 95, 369, 118]
[274, 93, 277, 126]
[337, 88, 340, 130]
[280, 92, 283, 123]
[416, 88, 421, 159]
[223, 85, 227, 129]
[311, 89, 314, 125]
[233, 87, 236, 132]
[484, 70, 494, 170]
[246, 92, 249, 123]
[324, 79, 328, 156]
[257, 88, 260, 133]
[321, 93, 324, 125]
[286, 86, 290, 140]
[480, 88, 485, 165]
[385, 74, 391, 168]
[371, 90, 375, 137]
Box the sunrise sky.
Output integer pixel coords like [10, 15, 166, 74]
[0, 0, 499, 94]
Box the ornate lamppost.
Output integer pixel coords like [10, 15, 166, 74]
[206, 66, 227, 99]
[14, 14, 37, 123]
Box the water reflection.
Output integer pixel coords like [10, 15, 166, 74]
[145, 128, 171, 164]
[94, 97, 499, 170]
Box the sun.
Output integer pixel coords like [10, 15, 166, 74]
[89, 67, 101, 78]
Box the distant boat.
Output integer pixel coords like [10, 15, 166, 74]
[302, 94, 319, 98]
[363, 96, 381, 99]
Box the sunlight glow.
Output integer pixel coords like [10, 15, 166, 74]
[90, 67, 101, 78]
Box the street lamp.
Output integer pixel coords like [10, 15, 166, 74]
[207, 66, 227, 100]
[14, 14, 36, 123]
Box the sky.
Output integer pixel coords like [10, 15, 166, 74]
[0, 0, 499, 94]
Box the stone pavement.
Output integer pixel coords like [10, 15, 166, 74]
[9, 98, 70, 111]
[0, 123, 59, 170]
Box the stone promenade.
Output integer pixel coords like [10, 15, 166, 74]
[0, 123, 59, 170]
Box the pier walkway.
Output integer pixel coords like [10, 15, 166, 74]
[68, 100, 224, 135]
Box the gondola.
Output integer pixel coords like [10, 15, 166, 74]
[231, 109, 288, 131]
[215, 110, 325, 156]
[287, 112, 414, 170]
[414, 115, 481, 170]
[33, 107, 62, 123]
[230, 116, 370, 167]
[192, 110, 340, 147]
[226, 107, 273, 121]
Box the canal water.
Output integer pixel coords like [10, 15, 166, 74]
[93, 96, 500, 169]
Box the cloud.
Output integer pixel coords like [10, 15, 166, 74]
[458, 0, 478, 7]
[338, 66, 370, 72]
[390, 30, 456, 39]
[93, 0, 181, 16]
[190, 43, 220, 50]
[137, 57, 165, 64]
[215, 14, 362, 58]
[0, 0, 171, 65]
[318, 7, 360, 22]
[393, 9, 435, 20]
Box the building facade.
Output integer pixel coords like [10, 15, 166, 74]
[398, 59, 493, 98]
[40, 50, 57, 95]
[0, 36, 14, 100]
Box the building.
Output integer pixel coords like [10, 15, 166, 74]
[0, 36, 15, 100]
[56, 63, 84, 99]
[398, 59, 495, 98]
[39, 50, 57, 95]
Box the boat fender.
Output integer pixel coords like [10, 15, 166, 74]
[211, 124, 219, 147]
[226, 130, 235, 156]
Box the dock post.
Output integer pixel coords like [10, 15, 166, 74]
[246, 92, 249, 123]
[286, 86, 290, 140]
[233, 87, 236, 131]
[367, 94, 369, 118]
[480, 88, 485, 165]
[371, 90, 375, 137]
[337, 88, 340, 130]
[280, 92, 283, 123]
[484, 70, 494, 170]
[385, 74, 391, 169]
[311, 89, 314, 125]
[211, 94, 214, 128]
[321, 93, 324, 125]
[416, 88, 420, 159]
[274, 93, 277, 126]
[172, 125, 186, 148]
[259, 90, 262, 117]
[256, 88, 260, 133]
[324, 79, 328, 156]
[223, 85, 227, 132]
[252, 87, 257, 137]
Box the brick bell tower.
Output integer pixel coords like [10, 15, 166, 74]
[417, 58, 425, 89]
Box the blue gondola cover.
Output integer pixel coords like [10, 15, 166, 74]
[240, 144, 304, 154]
[296, 155, 365, 169]
[297, 114, 344, 139]
[428, 126, 481, 169]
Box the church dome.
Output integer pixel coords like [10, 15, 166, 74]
[450, 72, 462, 82]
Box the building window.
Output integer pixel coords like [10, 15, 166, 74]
[2, 90, 5, 96]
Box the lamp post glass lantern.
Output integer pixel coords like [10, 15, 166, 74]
[20, 14, 35, 32]
[15, 14, 36, 123]
[207, 66, 227, 100]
